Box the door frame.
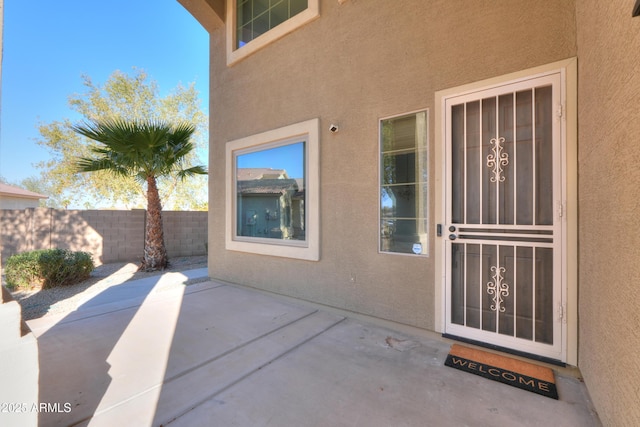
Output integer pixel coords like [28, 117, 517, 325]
[434, 58, 578, 365]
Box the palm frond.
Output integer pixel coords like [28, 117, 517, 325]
[176, 165, 208, 181]
[76, 157, 129, 176]
[74, 117, 203, 184]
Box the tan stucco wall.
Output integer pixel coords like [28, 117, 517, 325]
[207, 0, 576, 330]
[576, 2, 640, 426]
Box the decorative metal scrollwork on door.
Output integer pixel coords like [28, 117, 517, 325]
[486, 265, 510, 313]
[487, 136, 509, 183]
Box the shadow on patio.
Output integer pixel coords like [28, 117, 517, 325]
[28, 271, 601, 426]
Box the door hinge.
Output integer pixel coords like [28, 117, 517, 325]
[556, 201, 565, 218]
[558, 303, 567, 323]
[556, 104, 563, 118]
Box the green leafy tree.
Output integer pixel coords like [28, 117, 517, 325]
[74, 119, 207, 271]
[35, 68, 208, 209]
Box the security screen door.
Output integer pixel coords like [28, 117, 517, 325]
[444, 73, 565, 361]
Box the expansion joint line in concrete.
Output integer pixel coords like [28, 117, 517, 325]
[164, 314, 346, 425]
[54, 281, 223, 328]
[72, 302, 344, 426]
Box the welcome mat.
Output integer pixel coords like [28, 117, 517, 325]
[444, 344, 558, 399]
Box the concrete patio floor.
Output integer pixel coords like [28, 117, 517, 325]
[26, 270, 601, 426]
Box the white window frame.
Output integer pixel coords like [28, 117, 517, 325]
[378, 109, 430, 257]
[225, 118, 320, 260]
[226, 0, 320, 66]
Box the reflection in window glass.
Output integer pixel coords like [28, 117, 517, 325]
[380, 111, 428, 255]
[226, 119, 318, 260]
[236, 141, 306, 241]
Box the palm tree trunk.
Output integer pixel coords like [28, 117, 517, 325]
[140, 175, 168, 271]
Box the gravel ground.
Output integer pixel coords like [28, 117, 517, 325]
[4, 255, 208, 320]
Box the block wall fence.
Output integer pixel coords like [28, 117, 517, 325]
[0, 208, 208, 266]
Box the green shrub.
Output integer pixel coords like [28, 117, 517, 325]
[4, 249, 95, 290]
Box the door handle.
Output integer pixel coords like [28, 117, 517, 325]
[449, 234, 457, 240]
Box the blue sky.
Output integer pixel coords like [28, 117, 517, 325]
[237, 142, 305, 179]
[0, 0, 209, 183]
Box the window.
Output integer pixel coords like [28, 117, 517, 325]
[236, 0, 308, 48]
[226, 119, 319, 260]
[380, 111, 429, 255]
[226, 0, 320, 65]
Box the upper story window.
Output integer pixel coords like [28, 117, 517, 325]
[380, 111, 429, 256]
[236, 0, 308, 48]
[226, 0, 319, 65]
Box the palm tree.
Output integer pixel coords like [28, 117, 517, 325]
[73, 118, 207, 271]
